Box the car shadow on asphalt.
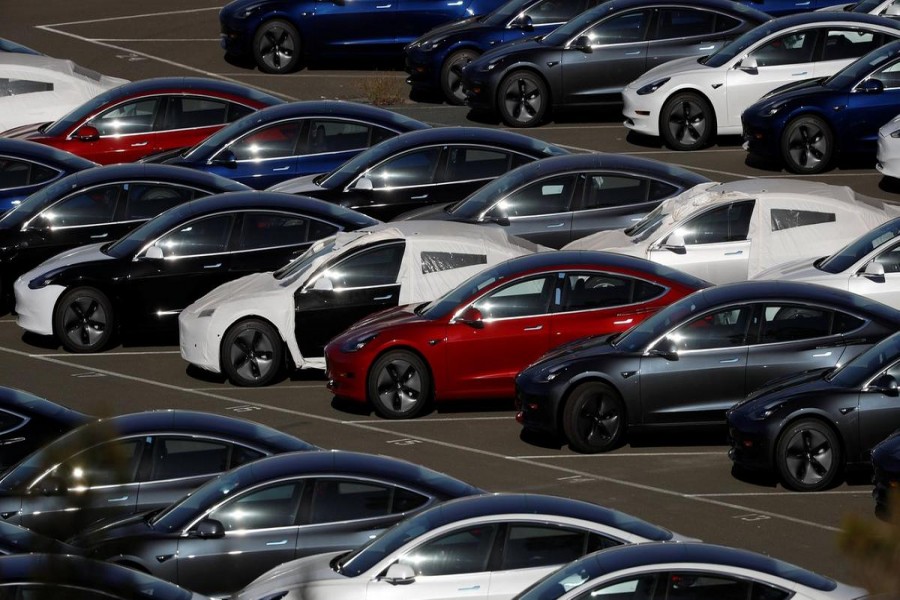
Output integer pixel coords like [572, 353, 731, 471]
[331, 395, 515, 419]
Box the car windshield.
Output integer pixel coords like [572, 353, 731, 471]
[41, 85, 126, 137]
[614, 291, 711, 352]
[817, 218, 900, 273]
[0, 174, 81, 226]
[483, 0, 537, 26]
[823, 42, 897, 90]
[622, 202, 669, 243]
[827, 332, 900, 387]
[272, 236, 339, 282]
[420, 265, 504, 319]
[149, 468, 248, 532]
[516, 555, 604, 600]
[446, 166, 534, 219]
[701, 21, 782, 68]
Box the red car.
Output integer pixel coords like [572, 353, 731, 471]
[2, 77, 283, 165]
[325, 251, 711, 419]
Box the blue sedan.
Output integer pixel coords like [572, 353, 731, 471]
[743, 39, 900, 174]
[737, 0, 849, 16]
[0, 139, 97, 212]
[154, 101, 430, 189]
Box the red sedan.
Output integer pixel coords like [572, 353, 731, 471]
[325, 251, 711, 419]
[2, 77, 282, 165]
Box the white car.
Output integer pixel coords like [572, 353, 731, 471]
[564, 178, 900, 284]
[753, 216, 900, 308]
[179, 221, 542, 386]
[235, 493, 688, 600]
[0, 54, 127, 132]
[876, 111, 900, 178]
[512, 542, 866, 600]
[622, 13, 900, 150]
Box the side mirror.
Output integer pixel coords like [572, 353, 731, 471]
[194, 518, 225, 539]
[863, 261, 886, 281]
[211, 149, 237, 168]
[651, 337, 679, 361]
[35, 476, 67, 496]
[351, 176, 374, 192]
[383, 562, 416, 585]
[857, 78, 884, 94]
[571, 35, 592, 53]
[456, 306, 484, 329]
[73, 125, 100, 142]
[312, 276, 334, 291]
[663, 232, 686, 254]
[738, 56, 758, 74]
[144, 245, 164, 260]
[870, 373, 899, 397]
[512, 14, 533, 31]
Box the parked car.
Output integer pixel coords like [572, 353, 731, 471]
[623, 12, 900, 150]
[0, 409, 317, 538]
[179, 221, 542, 387]
[0, 521, 83, 556]
[513, 542, 864, 600]
[728, 329, 900, 491]
[219, 0, 508, 74]
[0, 54, 127, 132]
[0, 38, 41, 55]
[326, 251, 710, 419]
[14, 191, 379, 353]
[743, 38, 900, 173]
[752, 216, 900, 309]
[0, 387, 90, 473]
[269, 127, 568, 221]
[2, 77, 283, 165]
[872, 430, 900, 516]
[459, 0, 771, 127]
[235, 493, 683, 600]
[70, 450, 483, 597]
[739, 0, 850, 15]
[821, 0, 900, 16]
[877, 111, 900, 178]
[565, 178, 900, 284]
[393, 153, 710, 248]
[151, 101, 429, 190]
[405, 0, 604, 104]
[0, 139, 97, 213]
[0, 163, 250, 311]
[516, 280, 900, 453]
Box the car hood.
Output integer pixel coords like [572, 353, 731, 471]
[143, 147, 189, 164]
[411, 15, 484, 44]
[185, 271, 283, 314]
[753, 77, 830, 108]
[0, 121, 52, 139]
[267, 173, 324, 194]
[751, 256, 829, 281]
[872, 434, 900, 474]
[729, 368, 834, 416]
[20, 242, 113, 279]
[338, 303, 427, 337]
[235, 550, 348, 600]
[392, 202, 455, 221]
[68, 510, 157, 548]
[469, 36, 546, 67]
[630, 55, 707, 88]
[563, 228, 640, 254]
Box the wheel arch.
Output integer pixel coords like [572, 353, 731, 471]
[774, 411, 845, 471]
[218, 314, 289, 374]
[782, 110, 840, 155]
[496, 65, 554, 109]
[51, 280, 119, 338]
[366, 344, 435, 402]
[556, 373, 626, 437]
[658, 86, 715, 128]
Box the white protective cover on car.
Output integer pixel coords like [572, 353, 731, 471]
[566, 179, 900, 282]
[0, 54, 128, 131]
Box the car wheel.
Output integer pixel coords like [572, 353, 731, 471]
[222, 319, 284, 387]
[368, 350, 431, 419]
[661, 92, 715, 151]
[441, 49, 480, 105]
[781, 115, 833, 174]
[776, 419, 842, 491]
[53, 287, 115, 353]
[562, 382, 626, 453]
[498, 70, 548, 128]
[253, 20, 302, 74]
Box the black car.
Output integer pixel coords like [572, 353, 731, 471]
[872, 429, 900, 516]
[0, 139, 97, 212]
[69, 450, 483, 598]
[0, 409, 317, 539]
[728, 330, 900, 491]
[14, 191, 380, 353]
[0, 163, 250, 309]
[0, 387, 90, 473]
[270, 127, 568, 220]
[460, 0, 771, 127]
[0, 521, 83, 555]
[393, 153, 710, 248]
[516, 281, 900, 453]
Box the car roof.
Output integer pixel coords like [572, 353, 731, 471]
[0, 387, 90, 427]
[360, 126, 567, 160]
[758, 9, 900, 29]
[64, 163, 251, 192]
[493, 153, 710, 187]
[0, 138, 97, 171]
[82, 76, 284, 106]
[575, 0, 770, 27]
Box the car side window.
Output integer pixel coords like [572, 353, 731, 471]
[665, 572, 791, 600]
[583, 175, 656, 209]
[677, 200, 753, 245]
[400, 524, 499, 576]
[88, 98, 161, 136]
[820, 29, 880, 62]
[757, 305, 833, 344]
[166, 96, 231, 130]
[874, 242, 900, 273]
[321, 243, 405, 289]
[238, 212, 325, 251]
[0, 78, 53, 96]
[309, 479, 400, 523]
[230, 445, 265, 469]
[572, 574, 660, 600]
[208, 482, 303, 531]
[0, 158, 57, 189]
[655, 8, 716, 40]
[228, 121, 303, 161]
[147, 437, 230, 481]
[749, 30, 818, 67]
[42, 185, 121, 227]
[304, 120, 371, 154]
[522, 0, 584, 26]
[500, 524, 607, 570]
[563, 273, 663, 311]
[154, 214, 233, 257]
[669, 306, 753, 351]
[713, 13, 740, 33]
[473, 275, 555, 319]
[0, 409, 25, 436]
[366, 148, 441, 189]
[122, 183, 195, 221]
[581, 10, 651, 46]
[54, 438, 145, 488]
[445, 147, 514, 182]
[870, 56, 900, 89]
[489, 174, 576, 218]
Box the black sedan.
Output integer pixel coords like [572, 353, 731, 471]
[516, 281, 900, 453]
[393, 153, 710, 248]
[460, 0, 770, 127]
[0, 521, 83, 555]
[69, 450, 483, 598]
[14, 191, 379, 352]
[728, 330, 900, 491]
[872, 429, 900, 516]
[0, 409, 317, 539]
[0, 163, 249, 310]
[0, 138, 97, 212]
[0, 387, 90, 473]
[269, 126, 568, 220]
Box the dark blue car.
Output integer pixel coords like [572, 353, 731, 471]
[737, 0, 849, 16]
[0, 139, 97, 212]
[220, 0, 508, 74]
[154, 101, 430, 190]
[406, 0, 601, 104]
[743, 39, 900, 174]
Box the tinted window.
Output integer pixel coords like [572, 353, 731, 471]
[209, 482, 302, 531]
[55, 438, 144, 488]
[239, 212, 313, 250]
[123, 184, 194, 220]
[656, 8, 715, 40]
[155, 214, 233, 257]
[490, 174, 575, 217]
[43, 185, 120, 227]
[401, 524, 499, 576]
[563, 273, 663, 311]
[821, 29, 880, 62]
[758, 305, 832, 344]
[445, 147, 511, 182]
[149, 438, 229, 481]
[583, 11, 650, 46]
[392, 487, 428, 513]
[473, 275, 555, 319]
[88, 99, 160, 136]
[875, 242, 900, 273]
[168, 96, 230, 129]
[305, 120, 371, 154]
[367, 148, 440, 189]
[310, 480, 393, 523]
[229, 121, 302, 161]
[230, 445, 265, 469]
[0, 79, 53, 96]
[0, 410, 24, 436]
[323, 243, 404, 288]
[522, 0, 583, 25]
[871, 55, 900, 89]
[669, 306, 753, 351]
[714, 14, 740, 33]
[500, 525, 590, 570]
[584, 175, 652, 209]
[665, 572, 791, 600]
[573, 575, 660, 600]
[770, 209, 835, 231]
[0, 158, 56, 188]
[833, 311, 865, 335]
[421, 251, 487, 274]
[749, 30, 817, 67]
[679, 201, 753, 245]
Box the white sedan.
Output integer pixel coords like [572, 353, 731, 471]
[876, 112, 900, 179]
[753, 216, 900, 308]
[622, 13, 900, 150]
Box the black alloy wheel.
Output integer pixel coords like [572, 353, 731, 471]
[368, 350, 432, 419]
[222, 319, 284, 387]
[563, 382, 626, 453]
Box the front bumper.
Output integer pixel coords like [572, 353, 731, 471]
[876, 130, 900, 179]
[514, 376, 562, 437]
[741, 114, 781, 160]
[14, 278, 65, 337]
[324, 348, 368, 404]
[622, 88, 659, 137]
[219, 18, 253, 56]
[179, 312, 222, 374]
[727, 424, 773, 471]
[462, 73, 496, 112]
[404, 51, 440, 91]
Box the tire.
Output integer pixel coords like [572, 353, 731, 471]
[781, 115, 833, 175]
[497, 70, 549, 128]
[221, 319, 284, 387]
[660, 92, 715, 151]
[775, 419, 842, 491]
[368, 350, 431, 419]
[253, 19, 302, 74]
[53, 287, 115, 353]
[441, 49, 480, 105]
[562, 382, 626, 453]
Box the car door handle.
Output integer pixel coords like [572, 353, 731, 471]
[376, 3, 391, 7]
[411, 194, 429, 200]
[724, 250, 743, 256]
[699, 45, 715, 51]
[546, 223, 565, 228]
[813, 351, 832, 358]
[203, 263, 222, 269]
[625, 51, 641, 56]
[719, 358, 739, 364]
[265, 540, 288, 546]
[523, 325, 543, 331]
[130, 141, 148, 147]
[791, 72, 808, 77]
[373, 295, 393, 301]
[447, 1, 463, 4]
[108, 496, 129, 502]
[90, 233, 109, 239]
[458, 586, 481, 591]
[272, 166, 291, 171]
[796, 1, 810, 5]
[614, 318, 633, 325]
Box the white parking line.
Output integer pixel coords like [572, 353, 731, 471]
[0, 344, 842, 533]
[344, 416, 512, 423]
[95, 38, 221, 42]
[690, 491, 869, 497]
[42, 7, 221, 27]
[36, 351, 180, 357]
[516, 452, 724, 458]
[193, 384, 326, 391]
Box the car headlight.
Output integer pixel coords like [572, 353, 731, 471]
[197, 308, 216, 319]
[538, 363, 570, 383]
[419, 37, 446, 51]
[890, 129, 900, 138]
[763, 103, 786, 117]
[485, 58, 503, 71]
[28, 267, 68, 290]
[341, 332, 378, 353]
[239, 4, 265, 18]
[636, 77, 670, 95]
[752, 403, 784, 420]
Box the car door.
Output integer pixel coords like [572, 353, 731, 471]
[214, 119, 304, 189]
[443, 274, 555, 398]
[857, 360, 900, 461]
[645, 7, 728, 72]
[560, 9, 652, 106]
[347, 146, 442, 220]
[81, 97, 166, 164]
[843, 56, 900, 154]
[229, 211, 337, 279]
[848, 241, 900, 308]
[308, 0, 400, 56]
[482, 173, 577, 247]
[294, 241, 405, 359]
[647, 200, 753, 284]
[638, 304, 753, 425]
[437, 147, 531, 211]
[161, 95, 254, 154]
[296, 118, 396, 178]
[571, 173, 675, 243]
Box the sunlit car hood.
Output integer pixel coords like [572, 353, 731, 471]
[23, 242, 112, 277]
[731, 368, 834, 413]
[752, 256, 829, 281]
[468, 36, 547, 68]
[752, 77, 830, 109]
[410, 15, 483, 45]
[266, 173, 323, 194]
[630, 55, 707, 87]
[235, 550, 347, 600]
[528, 333, 619, 369]
[0, 121, 51, 139]
[184, 271, 283, 315]
[563, 229, 638, 254]
[340, 303, 425, 335]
